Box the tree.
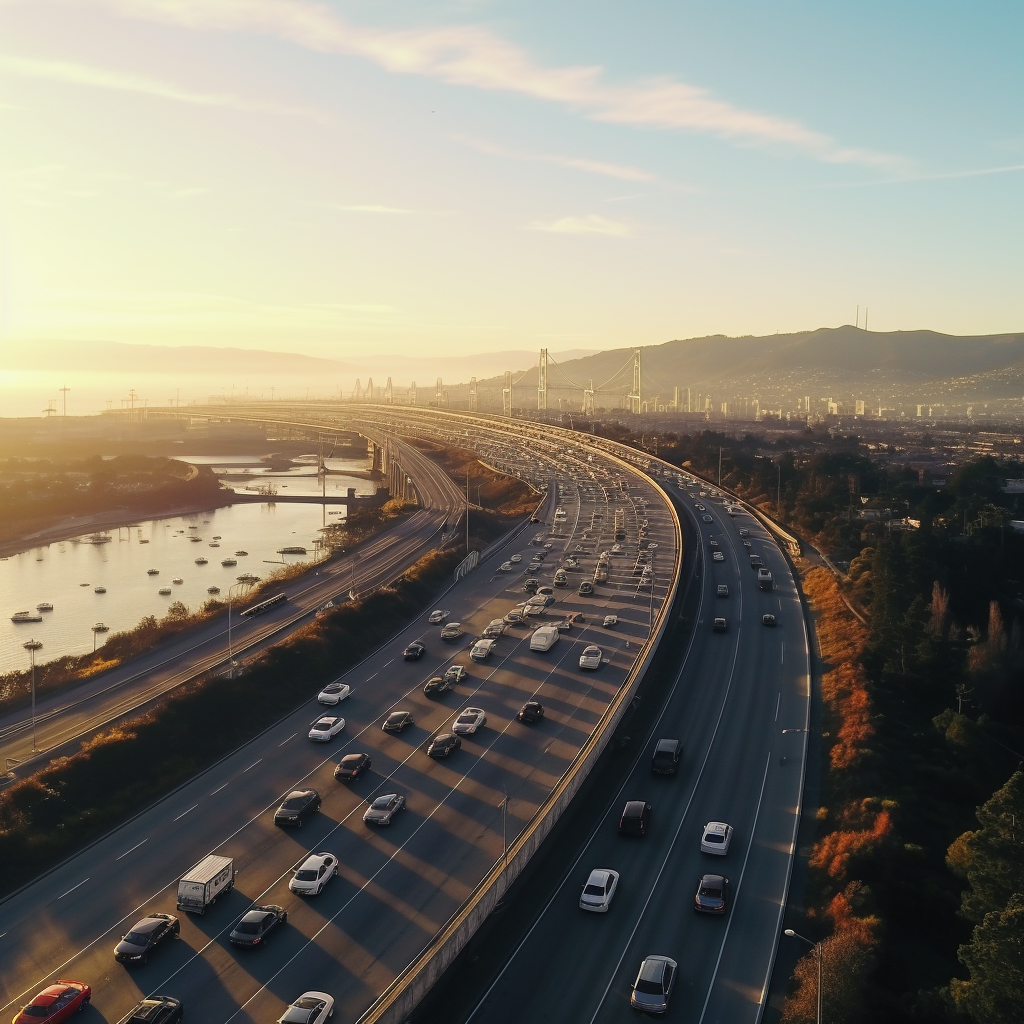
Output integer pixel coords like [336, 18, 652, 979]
[951, 894, 1024, 1024]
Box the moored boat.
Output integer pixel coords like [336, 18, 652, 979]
[94, 586, 107, 594]
[207, 586, 221, 594]
[158, 587, 172, 595]
[11, 610, 43, 623]
[172, 577, 184, 584]
[221, 558, 237, 567]
[147, 568, 160, 575]
[36, 602, 54, 612]
[195, 557, 208, 565]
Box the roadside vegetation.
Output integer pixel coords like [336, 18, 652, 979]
[606, 425, 1023, 1023]
[0, 543, 462, 895]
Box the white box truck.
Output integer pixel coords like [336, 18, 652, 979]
[176, 854, 235, 914]
[530, 624, 560, 652]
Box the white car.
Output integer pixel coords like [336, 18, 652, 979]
[510, 554, 522, 563]
[440, 622, 465, 640]
[712, 551, 724, 562]
[701, 821, 734, 855]
[317, 682, 351, 705]
[428, 609, 450, 624]
[289, 852, 338, 895]
[470, 639, 496, 661]
[499, 561, 513, 572]
[579, 868, 620, 912]
[603, 614, 618, 628]
[452, 707, 487, 735]
[277, 991, 335, 1024]
[579, 645, 603, 670]
[308, 716, 345, 741]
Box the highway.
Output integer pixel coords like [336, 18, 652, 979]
[0, 433, 466, 775]
[0, 426, 680, 1024]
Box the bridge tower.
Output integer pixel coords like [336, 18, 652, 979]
[410, 381, 416, 406]
[384, 377, 393, 404]
[502, 371, 512, 416]
[352, 378, 362, 400]
[627, 349, 641, 414]
[435, 378, 443, 407]
[366, 378, 374, 402]
[582, 378, 595, 416]
[537, 349, 548, 411]
[469, 377, 478, 412]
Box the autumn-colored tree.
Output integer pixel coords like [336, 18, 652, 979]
[782, 927, 878, 1024]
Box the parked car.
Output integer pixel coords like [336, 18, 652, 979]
[363, 792, 406, 826]
[317, 682, 351, 705]
[113, 914, 180, 965]
[229, 904, 287, 946]
[602, 614, 618, 627]
[334, 752, 371, 781]
[274, 789, 321, 827]
[426, 732, 462, 758]
[630, 955, 677, 1014]
[403, 642, 425, 660]
[579, 868, 620, 912]
[277, 992, 334, 1024]
[453, 707, 487, 735]
[381, 710, 414, 733]
[694, 873, 730, 914]
[289, 852, 338, 895]
[308, 716, 345, 742]
[579, 581, 595, 595]
[517, 700, 544, 723]
[618, 800, 652, 836]
[13, 982, 92, 1024]
[700, 821, 734, 855]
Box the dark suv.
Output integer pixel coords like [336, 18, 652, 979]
[114, 914, 180, 965]
[124, 997, 183, 1024]
[274, 788, 321, 827]
[650, 738, 683, 775]
[618, 800, 652, 836]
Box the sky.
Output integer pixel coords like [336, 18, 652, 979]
[1, 0, 1022, 365]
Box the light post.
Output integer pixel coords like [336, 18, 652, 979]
[227, 581, 253, 672]
[784, 929, 822, 1024]
[23, 639, 42, 753]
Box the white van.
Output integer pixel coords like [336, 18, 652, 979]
[530, 625, 560, 652]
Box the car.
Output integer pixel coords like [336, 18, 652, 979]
[444, 664, 468, 685]
[650, 738, 683, 775]
[630, 955, 677, 1014]
[274, 789, 321, 827]
[716, 584, 729, 598]
[503, 609, 524, 625]
[114, 914, 180, 965]
[500, 561, 513, 572]
[742, 539, 752, 548]
[739, 528, 749, 537]
[537, 585, 555, 596]
[543, 542, 553, 550]
[603, 614, 618, 628]
[695, 503, 705, 510]
[403, 642, 425, 660]
[317, 682, 351, 705]
[229, 904, 288, 946]
[703, 514, 714, 523]
[334, 752, 371, 781]
[709, 538, 719, 548]
[426, 732, 462, 758]
[579, 867, 620, 912]
[452, 707, 487, 735]
[694, 873, 730, 914]
[289, 852, 338, 895]
[553, 570, 568, 587]
[428, 609, 450, 624]
[529, 515, 540, 523]
[363, 792, 406, 826]
[554, 618, 576, 633]
[762, 613, 777, 626]
[13, 982, 92, 1024]
[123, 996, 182, 1024]
[517, 700, 544, 723]
[510, 553, 522, 563]
[619, 800, 652, 836]
[578, 645, 603, 670]
[308, 716, 345, 741]
[712, 617, 727, 632]
[381, 710, 414, 732]
[482, 619, 506, 638]
[439, 622, 464, 641]
[701, 821, 734, 855]
[423, 675, 452, 698]
[470, 638, 496, 661]
[523, 579, 540, 593]
[712, 551, 725, 562]
[277, 992, 335, 1024]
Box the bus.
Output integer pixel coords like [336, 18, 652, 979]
[240, 593, 287, 618]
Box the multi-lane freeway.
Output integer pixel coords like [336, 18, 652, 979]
[0, 414, 691, 1024]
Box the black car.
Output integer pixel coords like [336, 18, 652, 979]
[334, 752, 371, 781]
[523, 579, 539, 594]
[114, 914, 180, 965]
[382, 710, 415, 733]
[403, 642, 425, 661]
[274, 789, 321, 827]
[618, 800, 652, 836]
[229, 904, 288, 946]
[517, 701, 544, 723]
[426, 732, 462, 758]
[423, 675, 452, 698]
[694, 873, 730, 914]
[124, 996, 183, 1024]
[578, 581, 595, 596]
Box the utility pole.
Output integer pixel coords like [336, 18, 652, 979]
[718, 447, 723, 487]
[59, 385, 70, 416]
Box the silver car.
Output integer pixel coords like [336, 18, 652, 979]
[630, 955, 678, 1014]
[363, 793, 406, 826]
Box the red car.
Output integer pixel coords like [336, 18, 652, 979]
[14, 981, 91, 1024]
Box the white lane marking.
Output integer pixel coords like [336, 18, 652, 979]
[172, 804, 198, 822]
[382, 658, 394, 667]
[56, 878, 89, 899]
[115, 839, 148, 861]
[781, 641, 785, 665]
[366, 672, 378, 681]
[277, 734, 296, 747]
[698, 753, 773, 1024]
[775, 692, 781, 722]
[210, 782, 229, 795]
[243, 759, 262, 772]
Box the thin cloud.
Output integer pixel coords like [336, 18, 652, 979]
[77, 0, 900, 167]
[531, 215, 629, 237]
[334, 204, 414, 214]
[0, 53, 329, 121]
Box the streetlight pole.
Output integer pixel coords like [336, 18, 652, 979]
[784, 929, 822, 1024]
[777, 462, 782, 513]
[227, 581, 252, 673]
[23, 639, 42, 753]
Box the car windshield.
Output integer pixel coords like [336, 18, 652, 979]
[280, 1009, 317, 1024]
[315, 720, 332, 729]
[234, 919, 263, 933]
[704, 833, 725, 844]
[123, 931, 152, 944]
[635, 980, 663, 995]
[295, 869, 318, 881]
[282, 795, 308, 809]
[325, 685, 342, 692]
[387, 714, 404, 723]
[583, 883, 605, 896]
[342, 755, 362, 765]
[22, 1007, 54, 1017]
